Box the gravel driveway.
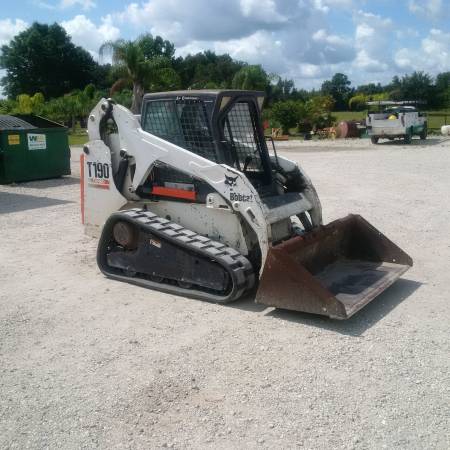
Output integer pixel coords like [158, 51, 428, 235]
[1, 138, 449, 449]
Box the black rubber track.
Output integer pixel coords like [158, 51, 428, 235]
[97, 208, 255, 303]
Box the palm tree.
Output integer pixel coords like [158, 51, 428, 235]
[232, 65, 270, 92]
[100, 36, 179, 113]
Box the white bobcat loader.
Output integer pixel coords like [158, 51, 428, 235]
[82, 90, 412, 319]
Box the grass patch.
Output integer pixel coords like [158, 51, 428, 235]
[426, 111, 450, 130]
[68, 130, 88, 146]
[332, 111, 367, 122]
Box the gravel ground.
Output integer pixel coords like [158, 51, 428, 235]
[1, 137, 449, 449]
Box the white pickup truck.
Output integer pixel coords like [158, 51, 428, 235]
[366, 101, 427, 144]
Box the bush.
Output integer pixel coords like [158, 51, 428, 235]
[348, 94, 367, 111]
[303, 95, 335, 129]
[270, 100, 304, 134]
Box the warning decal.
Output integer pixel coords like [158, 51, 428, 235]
[8, 134, 20, 145]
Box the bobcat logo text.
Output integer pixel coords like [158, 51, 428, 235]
[229, 192, 253, 202]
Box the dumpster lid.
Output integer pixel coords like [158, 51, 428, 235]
[0, 115, 37, 130]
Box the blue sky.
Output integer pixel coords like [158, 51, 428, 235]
[1, 0, 449, 89]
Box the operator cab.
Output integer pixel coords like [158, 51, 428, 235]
[140, 90, 275, 196]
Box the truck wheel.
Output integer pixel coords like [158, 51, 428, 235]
[371, 136, 379, 144]
[420, 126, 427, 140]
[404, 130, 412, 144]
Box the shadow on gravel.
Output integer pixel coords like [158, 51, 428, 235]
[262, 278, 421, 336]
[228, 293, 268, 312]
[229, 278, 421, 335]
[14, 176, 80, 189]
[0, 191, 73, 214]
[377, 138, 444, 146]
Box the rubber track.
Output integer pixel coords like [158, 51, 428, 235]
[97, 208, 255, 303]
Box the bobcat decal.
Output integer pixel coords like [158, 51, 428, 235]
[225, 174, 238, 187]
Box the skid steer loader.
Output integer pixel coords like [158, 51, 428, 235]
[82, 90, 412, 319]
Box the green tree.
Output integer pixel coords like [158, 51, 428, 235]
[44, 96, 73, 125]
[435, 72, 450, 108]
[111, 89, 132, 109]
[138, 35, 175, 60]
[100, 34, 179, 113]
[356, 83, 383, 95]
[348, 91, 388, 111]
[348, 93, 367, 111]
[42, 86, 99, 129]
[176, 51, 245, 89]
[31, 93, 45, 114]
[321, 73, 352, 110]
[14, 92, 45, 114]
[267, 77, 296, 104]
[271, 100, 304, 134]
[0, 99, 16, 114]
[401, 71, 433, 104]
[16, 94, 33, 114]
[232, 65, 269, 91]
[71, 85, 101, 126]
[0, 23, 101, 98]
[388, 72, 433, 105]
[304, 95, 335, 129]
[149, 67, 181, 92]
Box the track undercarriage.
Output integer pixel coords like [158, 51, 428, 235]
[98, 209, 255, 303]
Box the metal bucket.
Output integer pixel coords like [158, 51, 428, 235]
[256, 215, 412, 319]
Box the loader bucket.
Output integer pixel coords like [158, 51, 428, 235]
[256, 215, 412, 319]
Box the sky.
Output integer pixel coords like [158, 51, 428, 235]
[0, 0, 449, 91]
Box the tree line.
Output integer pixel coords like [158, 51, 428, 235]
[0, 22, 449, 132]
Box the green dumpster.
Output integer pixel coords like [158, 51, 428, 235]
[0, 114, 71, 184]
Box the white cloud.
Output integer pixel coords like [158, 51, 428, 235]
[395, 28, 450, 73]
[354, 49, 388, 73]
[60, 0, 96, 11]
[216, 31, 286, 72]
[352, 11, 392, 73]
[240, 0, 287, 23]
[408, 0, 446, 20]
[115, 0, 310, 45]
[175, 31, 286, 74]
[313, 29, 347, 46]
[313, 0, 353, 13]
[395, 27, 419, 39]
[303, 28, 355, 65]
[61, 14, 120, 59]
[297, 63, 323, 78]
[0, 18, 28, 46]
[111, 0, 356, 88]
[34, 0, 96, 11]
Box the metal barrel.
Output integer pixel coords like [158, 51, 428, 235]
[255, 215, 412, 319]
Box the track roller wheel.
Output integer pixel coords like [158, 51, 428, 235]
[113, 221, 138, 249]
